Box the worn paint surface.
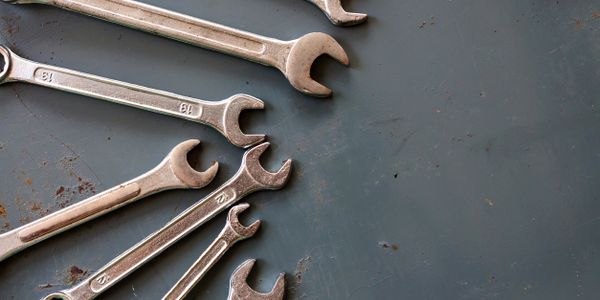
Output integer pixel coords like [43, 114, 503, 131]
[1, 0, 600, 299]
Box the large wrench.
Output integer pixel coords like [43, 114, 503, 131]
[228, 259, 286, 300]
[42, 142, 292, 300]
[306, 0, 368, 26]
[0, 139, 218, 262]
[162, 203, 260, 300]
[0, 46, 265, 148]
[3, 0, 349, 97]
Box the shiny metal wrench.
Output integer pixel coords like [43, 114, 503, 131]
[162, 203, 260, 300]
[0, 46, 264, 148]
[306, 0, 368, 26]
[228, 259, 285, 300]
[42, 142, 292, 300]
[3, 0, 349, 97]
[0, 139, 217, 262]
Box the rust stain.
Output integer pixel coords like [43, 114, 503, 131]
[55, 186, 65, 197]
[64, 266, 88, 285]
[0, 204, 7, 218]
[290, 256, 312, 296]
[592, 11, 600, 19]
[575, 19, 584, 29]
[24, 178, 33, 186]
[0, 15, 21, 37]
[379, 241, 399, 251]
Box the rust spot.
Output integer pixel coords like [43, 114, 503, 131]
[38, 283, 55, 290]
[289, 256, 312, 296]
[575, 19, 584, 29]
[379, 241, 399, 251]
[593, 11, 600, 19]
[30, 202, 42, 212]
[64, 266, 88, 285]
[0, 15, 21, 37]
[77, 177, 96, 195]
[0, 204, 7, 218]
[24, 178, 33, 185]
[55, 186, 65, 197]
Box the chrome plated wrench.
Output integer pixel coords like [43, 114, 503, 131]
[0, 139, 218, 262]
[42, 143, 292, 300]
[228, 259, 286, 300]
[3, 0, 349, 97]
[162, 203, 260, 300]
[0, 46, 264, 148]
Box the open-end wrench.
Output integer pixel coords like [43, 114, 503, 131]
[0, 46, 264, 148]
[306, 0, 368, 26]
[162, 203, 260, 300]
[228, 259, 285, 300]
[0, 139, 218, 262]
[42, 142, 291, 300]
[3, 0, 349, 97]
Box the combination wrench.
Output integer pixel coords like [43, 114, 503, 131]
[228, 259, 286, 300]
[0, 46, 265, 148]
[3, 0, 349, 97]
[306, 0, 368, 26]
[162, 203, 260, 300]
[0, 139, 218, 262]
[42, 142, 292, 300]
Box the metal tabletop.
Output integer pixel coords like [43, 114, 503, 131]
[1, 0, 599, 299]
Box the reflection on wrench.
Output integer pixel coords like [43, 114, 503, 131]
[306, 0, 368, 26]
[42, 142, 292, 300]
[228, 259, 285, 300]
[0, 140, 218, 262]
[3, 0, 349, 97]
[162, 203, 260, 300]
[0, 46, 265, 148]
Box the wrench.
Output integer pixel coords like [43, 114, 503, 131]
[3, 0, 349, 97]
[0, 46, 264, 148]
[42, 142, 291, 300]
[306, 0, 368, 26]
[228, 259, 285, 300]
[162, 203, 260, 300]
[0, 139, 218, 262]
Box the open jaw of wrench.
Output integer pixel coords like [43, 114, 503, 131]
[3, 0, 349, 97]
[0, 46, 264, 148]
[306, 0, 368, 26]
[42, 142, 292, 300]
[162, 203, 260, 300]
[0, 140, 218, 263]
[228, 259, 285, 300]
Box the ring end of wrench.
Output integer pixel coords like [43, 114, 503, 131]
[0, 45, 11, 83]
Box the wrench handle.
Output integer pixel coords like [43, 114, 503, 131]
[43, 0, 288, 69]
[162, 233, 234, 300]
[6, 53, 221, 127]
[59, 173, 252, 300]
[0, 183, 141, 262]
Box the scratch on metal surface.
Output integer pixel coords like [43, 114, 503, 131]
[11, 86, 103, 185]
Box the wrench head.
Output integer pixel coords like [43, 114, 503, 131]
[308, 0, 368, 26]
[228, 203, 260, 238]
[0, 45, 11, 83]
[168, 139, 219, 188]
[228, 259, 285, 300]
[285, 32, 349, 97]
[223, 94, 266, 148]
[242, 142, 292, 190]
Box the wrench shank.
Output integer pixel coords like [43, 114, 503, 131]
[43, 0, 288, 70]
[0, 155, 189, 262]
[4, 52, 228, 128]
[61, 171, 254, 299]
[163, 236, 231, 300]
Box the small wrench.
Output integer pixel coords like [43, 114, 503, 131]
[0, 46, 265, 148]
[3, 0, 349, 97]
[42, 142, 292, 300]
[0, 139, 218, 262]
[306, 0, 368, 26]
[228, 259, 285, 300]
[162, 203, 260, 300]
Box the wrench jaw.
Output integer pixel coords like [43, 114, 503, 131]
[307, 0, 368, 26]
[285, 33, 349, 97]
[228, 203, 261, 238]
[222, 94, 266, 148]
[242, 142, 292, 191]
[228, 259, 286, 300]
[165, 139, 219, 188]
